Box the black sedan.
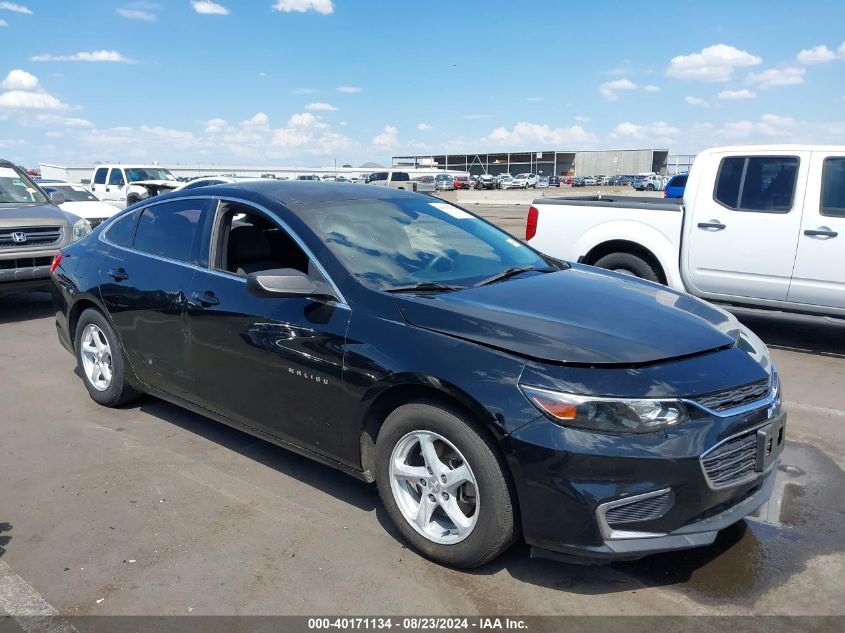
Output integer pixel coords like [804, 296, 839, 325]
[52, 182, 784, 568]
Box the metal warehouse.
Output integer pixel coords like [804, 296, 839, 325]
[392, 149, 670, 177]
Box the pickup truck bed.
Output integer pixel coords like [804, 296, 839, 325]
[528, 196, 685, 288]
[525, 145, 845, 318]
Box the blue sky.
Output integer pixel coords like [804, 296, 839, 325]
[1, 0, 844, 168]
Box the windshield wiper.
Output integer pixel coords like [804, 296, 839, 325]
[473, 265, 549, 287]
[383, 282, 465, 294]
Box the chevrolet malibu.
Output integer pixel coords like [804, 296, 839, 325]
[52, 182, 784, 568]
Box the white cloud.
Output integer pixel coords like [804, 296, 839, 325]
[205, 117, 227, 133]
[191, 1, 229, 15]
[63, 117, 93, 127]
[45, 130, 64, 137]
[31, 50, 137, 63]
[684, 96, 709, 107]
[272, 0, 334, 14]
[525, 96, 543, 102]
[117, 6, 156, 21]
[611, 121, 680, 145]
[840, 42, 845, 58]
[575, 116, 590, 122]
[417, 123, 433, 132]
[796, 44, 837, 64]
[643, 84, 661, 92]
[667, 44, 762, 82]
[372, 125, 398, 148]
[305, 101, 337, 111]
[717, 88, 756, 100]
[339, 121, 347, 126]
[287, 112, 316, 127]
[0, 2, 33, 14]
[243, 112, 269, 126]
[0, 18, 7, 26]
[2, 69, 38, 90]
[483, 121, 597, 148]
[336, 85, 361, 93]
[462, 114, 487, 120]
[599, 79, 637, 101]
[747, 66, 805, 88]
[0, 90, 69, 110]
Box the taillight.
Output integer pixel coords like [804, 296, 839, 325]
[50, 252, 63, 274]
[526, 206, 539, 241]
[663, 190, 668, 198]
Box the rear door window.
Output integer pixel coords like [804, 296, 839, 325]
[104, 210, 140, 247]
[821, 157, 845, 218]
[108, 169, 125, 186]
[132, 199, 211, 264]
[714, 156, 799, 213]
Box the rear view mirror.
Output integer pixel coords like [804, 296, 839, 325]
[246, 268, 335, 301]
[49, 191, 66, 206]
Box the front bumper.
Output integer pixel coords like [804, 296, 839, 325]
[0, 253, 56, 295]
[531, 466, 776, 562]
[503, 399, 785, 562]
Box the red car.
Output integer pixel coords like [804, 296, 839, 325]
[453, 176, 472, 190]
[564, 176, 574, 185]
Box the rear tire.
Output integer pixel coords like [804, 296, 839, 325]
[75, 308, 141, 407]
[593, 252, 660, 282]
[646, 184, 655, 191]
[375, 401, 517, 568]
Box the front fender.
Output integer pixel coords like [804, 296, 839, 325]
[575, 219, 683, 289]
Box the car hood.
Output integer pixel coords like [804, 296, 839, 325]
[0, 202, 73, 228]
[60, 200, 118, 219]
[394, 265, 739, 366]
[128, 180, 180, 188]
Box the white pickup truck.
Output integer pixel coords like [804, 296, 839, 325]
[526, 145, 845, 317]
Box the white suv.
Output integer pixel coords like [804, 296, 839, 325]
[89, 164, 180, 209]
[511, 173, 539, 189]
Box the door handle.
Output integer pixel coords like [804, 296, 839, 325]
[105, 187, 110, 192]
[189, 291, 220, 307]
[107, 268, 129, 281]
[804, 228, 838, 238]
[697, 220, 726, 231]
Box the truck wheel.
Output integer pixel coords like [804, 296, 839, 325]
[375, 401, 517, 569]
[593, 252, 660, 282]
[75, 308, 141, 407]
[646, 184, 655, 191]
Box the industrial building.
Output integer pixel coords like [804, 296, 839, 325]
[392, 148, 671, 177]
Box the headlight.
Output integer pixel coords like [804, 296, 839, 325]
[520, 385, 689, 434]
[71, 218, 92, 242]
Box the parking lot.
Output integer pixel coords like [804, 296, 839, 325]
[0, 204, 842, 620]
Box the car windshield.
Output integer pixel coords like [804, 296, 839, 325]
[302, 197, 548, 288]
[515, 174, 529, 178]
[0, 166, 49, 204]
[42, 184, 98, 202]
[125, 168, 176, 182]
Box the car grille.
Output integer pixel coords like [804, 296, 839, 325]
[0, 256, 53, 271]
[700, 429, 759, 489]
[0, 226, 63, 248]
[605, 490, 674, 527]
[694, 378, 770, 412]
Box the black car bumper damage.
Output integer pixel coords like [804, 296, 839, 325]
[503, 402, 785, 563]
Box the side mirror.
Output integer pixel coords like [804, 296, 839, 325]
[246, 268, 336, 301]
[49, 191, 66, 206]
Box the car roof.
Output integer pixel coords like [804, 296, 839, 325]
[204, 180, 430, 209]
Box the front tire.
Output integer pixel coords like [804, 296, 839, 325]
[375, 401, 517, 568]
[593, 252, 660, 282]
[75, 308, 140, 407]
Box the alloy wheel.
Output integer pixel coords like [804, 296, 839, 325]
[388, 430, 479, 545]
[80, 324, 113, 391]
